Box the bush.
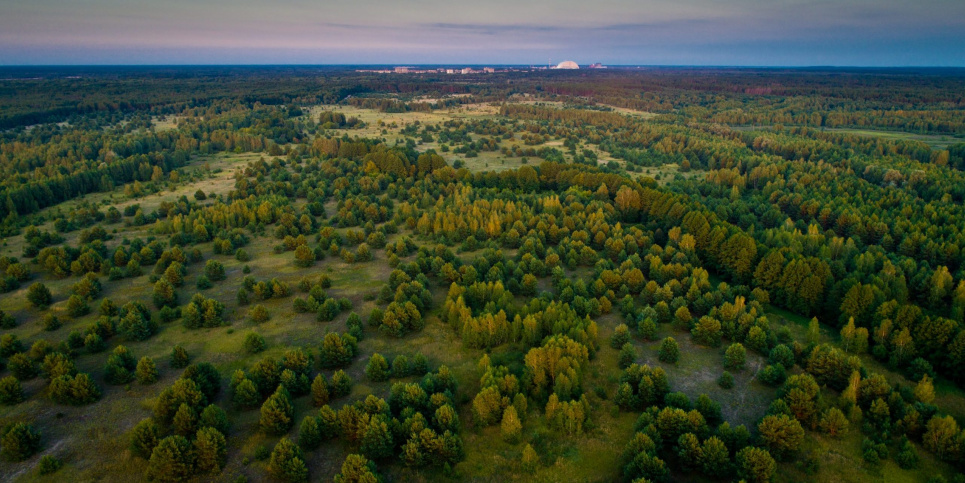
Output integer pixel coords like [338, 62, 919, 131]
[42, 314, 61, 331]
[0, 376, 24, 404]
[244, 332, 267, 354]
[37, 454, 62, 475]
[718, 371, 734, 389]
[27, 283, 52, 308]
[758, 364, 787, 387]
[1, 422, 41, 461]
[170, 345, 190, 368]
[249, 305, 270, 323]
[196, 275, 213, 290]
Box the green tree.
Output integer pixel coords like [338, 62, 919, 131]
[267, 437, 308, 482]
[618, 342, 637, 369]
[724, 343, 746, 370]
[521, 443, 540, 472]
[261, 386, 294, 435]
[819, 407, 849, 437]
[1, 422, 41, 462]
[27, 283, 52, 308]
[244, 332, 267, 354]
[699, 436, 730, 476]
[736, 446, 776, 483]
[360, 415, 394, 460]
[501, 406, 522, 443]
[923, 415, 960, 461]
[173, 403, 198, 437]
[365, 353, 390, 382]
[692, 316, 722, 347]
[249, 304, 270, 323]
[758, 414, 804, 459]
[152, 279, 178, 308]
[170, 345, 189, 368]
[311, 374, 330, 406]
[193, 427, 226, 475]
[658, 337, 679, 364]
[334, 454, 380, 483]
[299, 415, 323, 450]
[0, 376, 24, 404]
[232, 378, 260, 409]
[136, 357, 159, 384]
[146, 435, 195, 482]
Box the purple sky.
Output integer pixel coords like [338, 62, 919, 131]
[2, 0, 964, 66]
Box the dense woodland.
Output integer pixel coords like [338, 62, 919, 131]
[0, 66, 964, 482]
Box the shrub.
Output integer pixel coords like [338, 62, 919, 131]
[170, 345, 190, 368]
[718, 371, 734, 389]
[244, 332, 267, 354]
[37, 454, 62, 475]
[1, 422, 41, 462]
[27, 283, 52, 308]
[249, 305, 270, 323]
[0, 376, 24, 404]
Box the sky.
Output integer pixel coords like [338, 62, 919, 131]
[1, 0, 964, 66]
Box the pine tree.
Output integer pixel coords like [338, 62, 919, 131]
[193, 427, 226, 474]
[758, 414, 804, 458]
[136, 357, 159, 384]
[819, 407, 849, 437]
[173, 403, 198, 437]
[233, 378, 260, 409]
[658, 337, 679, 363]
[199, 404, 230, 434]
[311, 374, 330, 406]
[521, 443, 539, 472]
[170, 345, 189, 368]
[736, 447, 776, 483]
[1, 422, 40, 462]
[359, 415, 394, 459]
[724, 343, 746, 370]
[365, 353, 390, 382]
[146, 435, 195, 482]
[334, 454, 380, 483]
[267, 437, 308, 482]
[699, 436, 730, 476]
[299, 415, 323, 449]
[261, 386, 294, 435]
[0, 376, 24, 404]
[618, 342, 637, 369]
[27, 283, 52, 308]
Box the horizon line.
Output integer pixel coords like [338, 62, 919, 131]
[2, 63, 965, 69]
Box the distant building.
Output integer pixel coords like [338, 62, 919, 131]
[483, 67, 495, 73]
[461, 68, 472, 74]
[553, 61, 580, 70]
[588, 63, 606, 69]
[393, 66, 410, 73]
[446, 69, 456, 74]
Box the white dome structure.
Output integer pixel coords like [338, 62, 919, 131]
[554, 60, 579, 69]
